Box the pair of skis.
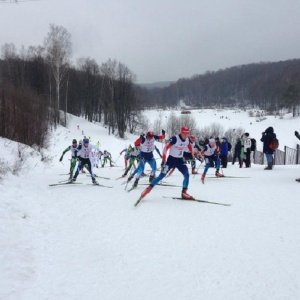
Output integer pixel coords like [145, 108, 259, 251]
[49, 181, 113, 188]
[86, 174, 110, 180]
[134, 196, 231, 207]
[201, 175, 250, 184]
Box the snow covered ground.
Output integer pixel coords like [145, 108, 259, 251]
[1, 109, 300, 300]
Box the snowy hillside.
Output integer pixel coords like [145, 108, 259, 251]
[1, 109, 300, 300]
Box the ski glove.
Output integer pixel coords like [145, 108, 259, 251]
[295, 131, 300, 140]
[59, 156, 63, 162]
[161, 161, 168, 173]
[162, 129, 166, 135]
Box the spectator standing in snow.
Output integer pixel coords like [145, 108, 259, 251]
[260, 127, 276, 170]
[220, 137, 231, 168]
[232, 137, 242, 166]
[295, 131, 300, 181]
[243, 133, 252, 168]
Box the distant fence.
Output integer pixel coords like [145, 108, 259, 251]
[253, 144, 300, 165]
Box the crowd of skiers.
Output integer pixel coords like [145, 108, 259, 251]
[59, 137, 115, 184]
[59, 125, 300, 200]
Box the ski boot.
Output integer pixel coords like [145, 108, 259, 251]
[92, 178, 99, 185]
[133, 179, 139, 187]
[127, 175, 133, 182]
[201, 173, 205, 183]
[215, 170, 224, 177]
[70, 177, 77, 183]
[149, 175, 155, 183]
[192, 168, 198, 174]
[181, 189, 194, 200]
[264, 162, 273, 170]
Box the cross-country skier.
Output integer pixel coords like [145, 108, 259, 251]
[59, 139, 78, 180]
[101, 150, 114, 167]
[200, 138, 224, 182]
[183, 135, 201, 174]
[71, 138, 98, 184]
[120, 145, 133, 168]
[121, 145, 140, 177]
[139, 126, 196, 200]
[127, 130, 165, 187]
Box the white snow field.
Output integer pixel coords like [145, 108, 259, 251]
[1, 109, 300, 300]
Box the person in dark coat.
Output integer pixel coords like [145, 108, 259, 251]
[220, 137, 231, 168]
[232, 137, 242, 166]
[260, 126, 276, 170]
[295, 131, 300, 181]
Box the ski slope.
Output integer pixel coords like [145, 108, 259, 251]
[1, 109, 300, 300]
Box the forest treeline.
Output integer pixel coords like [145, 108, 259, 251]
[0, 25, 147, 148]
[1, 24, 300, 149]
[145, 59, 300, 116]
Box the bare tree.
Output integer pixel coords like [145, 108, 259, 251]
[44, 24, 72, 126]
[100, 59, 117, 134]
[166, 111, 181, 136]
[77, 57, 101, 122]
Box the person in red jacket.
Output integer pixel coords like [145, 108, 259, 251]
[128, 130, 165, 187]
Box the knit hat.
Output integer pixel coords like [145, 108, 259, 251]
[181, 126, 190, 134]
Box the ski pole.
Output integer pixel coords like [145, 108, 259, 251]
[114, 154, 121, 164]
[193, 159, 203, 178]
[124, 166, 134, 191]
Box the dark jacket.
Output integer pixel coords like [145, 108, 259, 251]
[220, 138, 229, 155]
[260, 127, 276, 154]
[234, 139, 242, 153]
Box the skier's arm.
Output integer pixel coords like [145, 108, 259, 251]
[161, 143, 172, 162]
[134, 138, 142, 149]
[154, 129, 166, 141]
[161, 136, 176, 162]
[60, 146, 71, 161]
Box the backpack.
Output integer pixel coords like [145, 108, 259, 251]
[250, 138, 256, 151]
[269, 137, 279, 150]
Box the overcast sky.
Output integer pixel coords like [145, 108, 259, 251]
[1, 0, 300, 83]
